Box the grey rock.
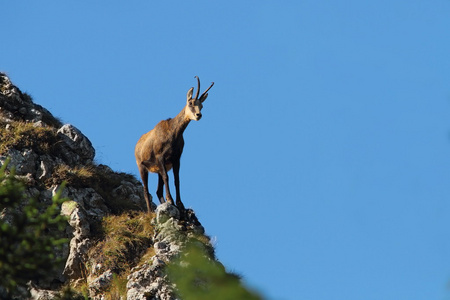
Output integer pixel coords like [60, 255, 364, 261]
[3, 148, 38, 175]
[127, 257, 174, 300]
[57, 124, 95, 163]
[89, 270, 114, 296]
[156, 202, 180, 224]
[29, 286, 59, 300]
[33, 120, 46, 128]
[0, 73, 61, 125]
[59, 186, 109, 220]
[62, 201, 91, 280]
[37, 155, 56, 180]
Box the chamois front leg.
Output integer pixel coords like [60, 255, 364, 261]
[156, 174, 165, 204]
[172, 160, 185, 211]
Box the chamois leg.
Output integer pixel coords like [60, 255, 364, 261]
[156, 174, 165, 204]
[138, 164, 153, 213]
[172, 161, 185, 211]
[158, 159, 174, 205]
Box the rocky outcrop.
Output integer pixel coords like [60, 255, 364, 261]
[0, 73, 217, 299]
[126, 203, 207, 300]
[0, 74, 62, 128]
[0, 72, 148, 289]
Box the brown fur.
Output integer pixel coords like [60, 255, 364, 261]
[135, 77, 214, 212]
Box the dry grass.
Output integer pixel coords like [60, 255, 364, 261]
[104, 273, 129, 300]
[49, 163, 143, 214]
[0, 120, 60, 156]
[50, 164, 96, 186]
[84, 211, 156, 298]
[139, 247, 156, 265]
[1, 119, 143, 213]
[89, 211, 155, 274]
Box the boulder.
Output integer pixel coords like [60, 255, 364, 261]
[57, 124, 95, 164]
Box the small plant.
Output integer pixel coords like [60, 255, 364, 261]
[104, 273, 128, 299]
[0, 159, 69, 297]
[167, 241, 263, 300]
[55, 285, 87, 300]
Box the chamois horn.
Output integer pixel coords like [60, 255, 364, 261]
[200, 81, 215, 99]
[194, 76, 201, 100]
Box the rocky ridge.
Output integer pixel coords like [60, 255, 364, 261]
[0, 73, 216, 299]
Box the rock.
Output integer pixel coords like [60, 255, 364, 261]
[33, 120, 46, 128]
[112, 180, 147, 209]
[0, 73, 61, 126]
[89, 270, 114, 296]
[63, 187, 110, 219]
[125, 204, 209, 300]
[57, 124, 95, 164]
[29, 285, 59, 300]
[63, 203, 91, 280]
[126, 257, 173, 300]
[37, 155, 55, 180]
[3, 148, 38, 175]
[156, 202, 180, 223]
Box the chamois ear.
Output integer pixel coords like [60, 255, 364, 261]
[186, 87, 194, 101]
[200, 93, 208, 103]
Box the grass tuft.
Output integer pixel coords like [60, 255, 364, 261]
[89, 211, 155, 274]
[0, 120, 60, 156]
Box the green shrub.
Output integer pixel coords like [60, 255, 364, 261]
[167, 242, 263, 300]
[0, 159, 69, 297]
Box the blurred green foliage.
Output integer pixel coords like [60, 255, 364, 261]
[0, 159, 69, 297]
[167, 242, 263, 300]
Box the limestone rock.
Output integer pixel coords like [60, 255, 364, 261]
[89, 270, 114, 297]
[0, 73, 61, 126]
[156, 202, 180, 223]
[127, 257, 172, 300]
[57, 124, 95, 164]
[1, 148, 38, 175]
[62, 203, 91, 280]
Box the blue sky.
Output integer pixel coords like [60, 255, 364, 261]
[2, 1, 450, 299]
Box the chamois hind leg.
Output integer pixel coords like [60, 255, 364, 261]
[138, 164, 153, 213]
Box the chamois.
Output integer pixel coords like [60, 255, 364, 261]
[135, 76, 214, 212]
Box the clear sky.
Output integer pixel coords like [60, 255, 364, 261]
[2, 1, 450, 299]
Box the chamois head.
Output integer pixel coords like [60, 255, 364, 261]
[185, 76, 214, 121]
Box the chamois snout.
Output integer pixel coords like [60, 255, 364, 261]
[195, 113, 202, 120]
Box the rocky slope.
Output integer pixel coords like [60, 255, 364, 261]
[0, 73, 221, 299]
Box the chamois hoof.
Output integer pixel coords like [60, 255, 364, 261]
[176, 201, 186, 212]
